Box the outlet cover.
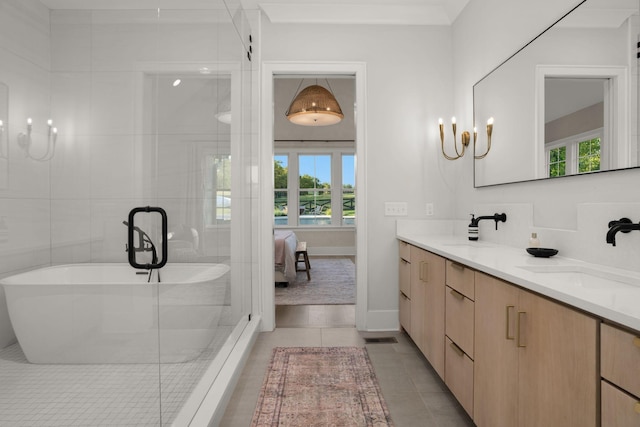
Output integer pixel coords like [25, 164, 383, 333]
[426, 203, 434, 216]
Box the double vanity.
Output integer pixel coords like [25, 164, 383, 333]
[397, 232, 640, 427]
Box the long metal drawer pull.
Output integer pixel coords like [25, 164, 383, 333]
[633, 336, 640, 348]
[450, 288, 465, 300]
[449, 341, 465, 357]
[505, 305, 515, 340]
[517, 311, 527, 348]
[422, 262, 429, 283]
[451, 262, 465, 271]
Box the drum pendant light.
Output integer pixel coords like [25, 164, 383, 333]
[285, 80, 344, 126]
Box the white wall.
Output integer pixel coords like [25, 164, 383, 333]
[453, 0, 640, 269]
[260, 0, 640, 330]
[260, 19, 456, 327]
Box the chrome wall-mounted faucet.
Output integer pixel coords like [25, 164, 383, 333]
[606, 217, 640, 246]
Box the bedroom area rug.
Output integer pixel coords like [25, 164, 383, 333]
[250, 347, 394, 427]
[275, 257, 356, 305]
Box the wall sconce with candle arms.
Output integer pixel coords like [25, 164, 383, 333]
[17, 117, 58, 161]
[438, 116, 493, 160]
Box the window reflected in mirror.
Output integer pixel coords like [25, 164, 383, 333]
[545, 77, 606, 177]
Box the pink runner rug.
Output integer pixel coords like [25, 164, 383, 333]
[251, 347, 394, 426]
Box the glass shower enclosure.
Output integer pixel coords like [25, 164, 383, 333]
[0, 0, 255, 425]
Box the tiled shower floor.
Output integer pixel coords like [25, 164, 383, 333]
[0, 326, 233, 426]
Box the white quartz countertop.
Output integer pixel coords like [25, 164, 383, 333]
[396, 233, 640, 332]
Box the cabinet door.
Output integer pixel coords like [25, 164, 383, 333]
[601, 380, 640, 427]
[399, 257, 411, 297]
[445, 337, 474, 417]
[445, 286, 474, 358]
[399, 291, 411, 334]
[518, 291, 597, 427]
[446, 260, 475, 299]
[409, 246, 426, 351]
[422, 250, 445, 378]
[474, 272, 519, 427]
[601, 323, 640, 398]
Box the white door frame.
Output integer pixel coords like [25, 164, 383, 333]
[534, 64, 628, 177]
[259, 61, 367, 331]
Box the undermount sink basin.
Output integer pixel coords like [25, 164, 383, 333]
[443, 242, 493, 248]
[517, 265, 640, 290]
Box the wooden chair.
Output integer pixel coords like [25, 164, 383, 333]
[295, 241, 311, 280]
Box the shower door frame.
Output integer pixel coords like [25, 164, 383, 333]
[135, 61, 252, 425]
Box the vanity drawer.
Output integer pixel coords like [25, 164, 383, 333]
[445, 286, 474, 358]
[446, 260, 474, 300]
[601, 323, 640, 397]
[399, 257, 411, 297]
[445, 337, 474, 417]
[601, 380, 640, 427]
[399, 292, 411, 334]
[399, 240, 411, 261]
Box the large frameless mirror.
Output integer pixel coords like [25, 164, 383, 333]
[473, 0, 639, 187]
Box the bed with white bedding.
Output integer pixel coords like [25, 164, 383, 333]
[274, 229, 298, 284]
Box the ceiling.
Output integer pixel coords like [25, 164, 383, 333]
[242, 0, 470, 25]
[38, 0, 471, 25]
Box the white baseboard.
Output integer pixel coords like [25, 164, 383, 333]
[364, 309, 399, 331]
[308, 246, 356, 256]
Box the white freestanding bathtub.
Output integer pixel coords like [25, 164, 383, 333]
[0, 263, 230, 364]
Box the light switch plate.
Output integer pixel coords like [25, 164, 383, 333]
[384, 202, 408, 216]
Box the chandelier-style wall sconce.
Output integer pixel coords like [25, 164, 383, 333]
[286, 79, 344, 126]
[438, 117, 494, 160]
[17, 117, 58, 161]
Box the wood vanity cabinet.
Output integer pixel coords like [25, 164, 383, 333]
[409, 245, 445, 378]
[600, 323, 640, 427]
[474, 271, 597, 427]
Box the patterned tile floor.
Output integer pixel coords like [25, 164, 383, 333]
[0, 326, 233, 426]
[221, 305, 475, 426]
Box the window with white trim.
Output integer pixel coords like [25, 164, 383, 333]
[274, 147, 355, 227]
[204, 154, 231, 225]
[545, 129, 604, 177]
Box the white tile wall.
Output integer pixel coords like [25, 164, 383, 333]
[399, 201, 640, 274]
[0, 0, 50, 70]
[50, 72, 93, 138]
[90, 72, 137, 136]
[50, 11, 92, 73]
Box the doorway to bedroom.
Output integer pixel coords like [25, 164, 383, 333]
[272, 75, 357, 328]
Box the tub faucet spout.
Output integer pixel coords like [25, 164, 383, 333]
[122, 221, 159, 280]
